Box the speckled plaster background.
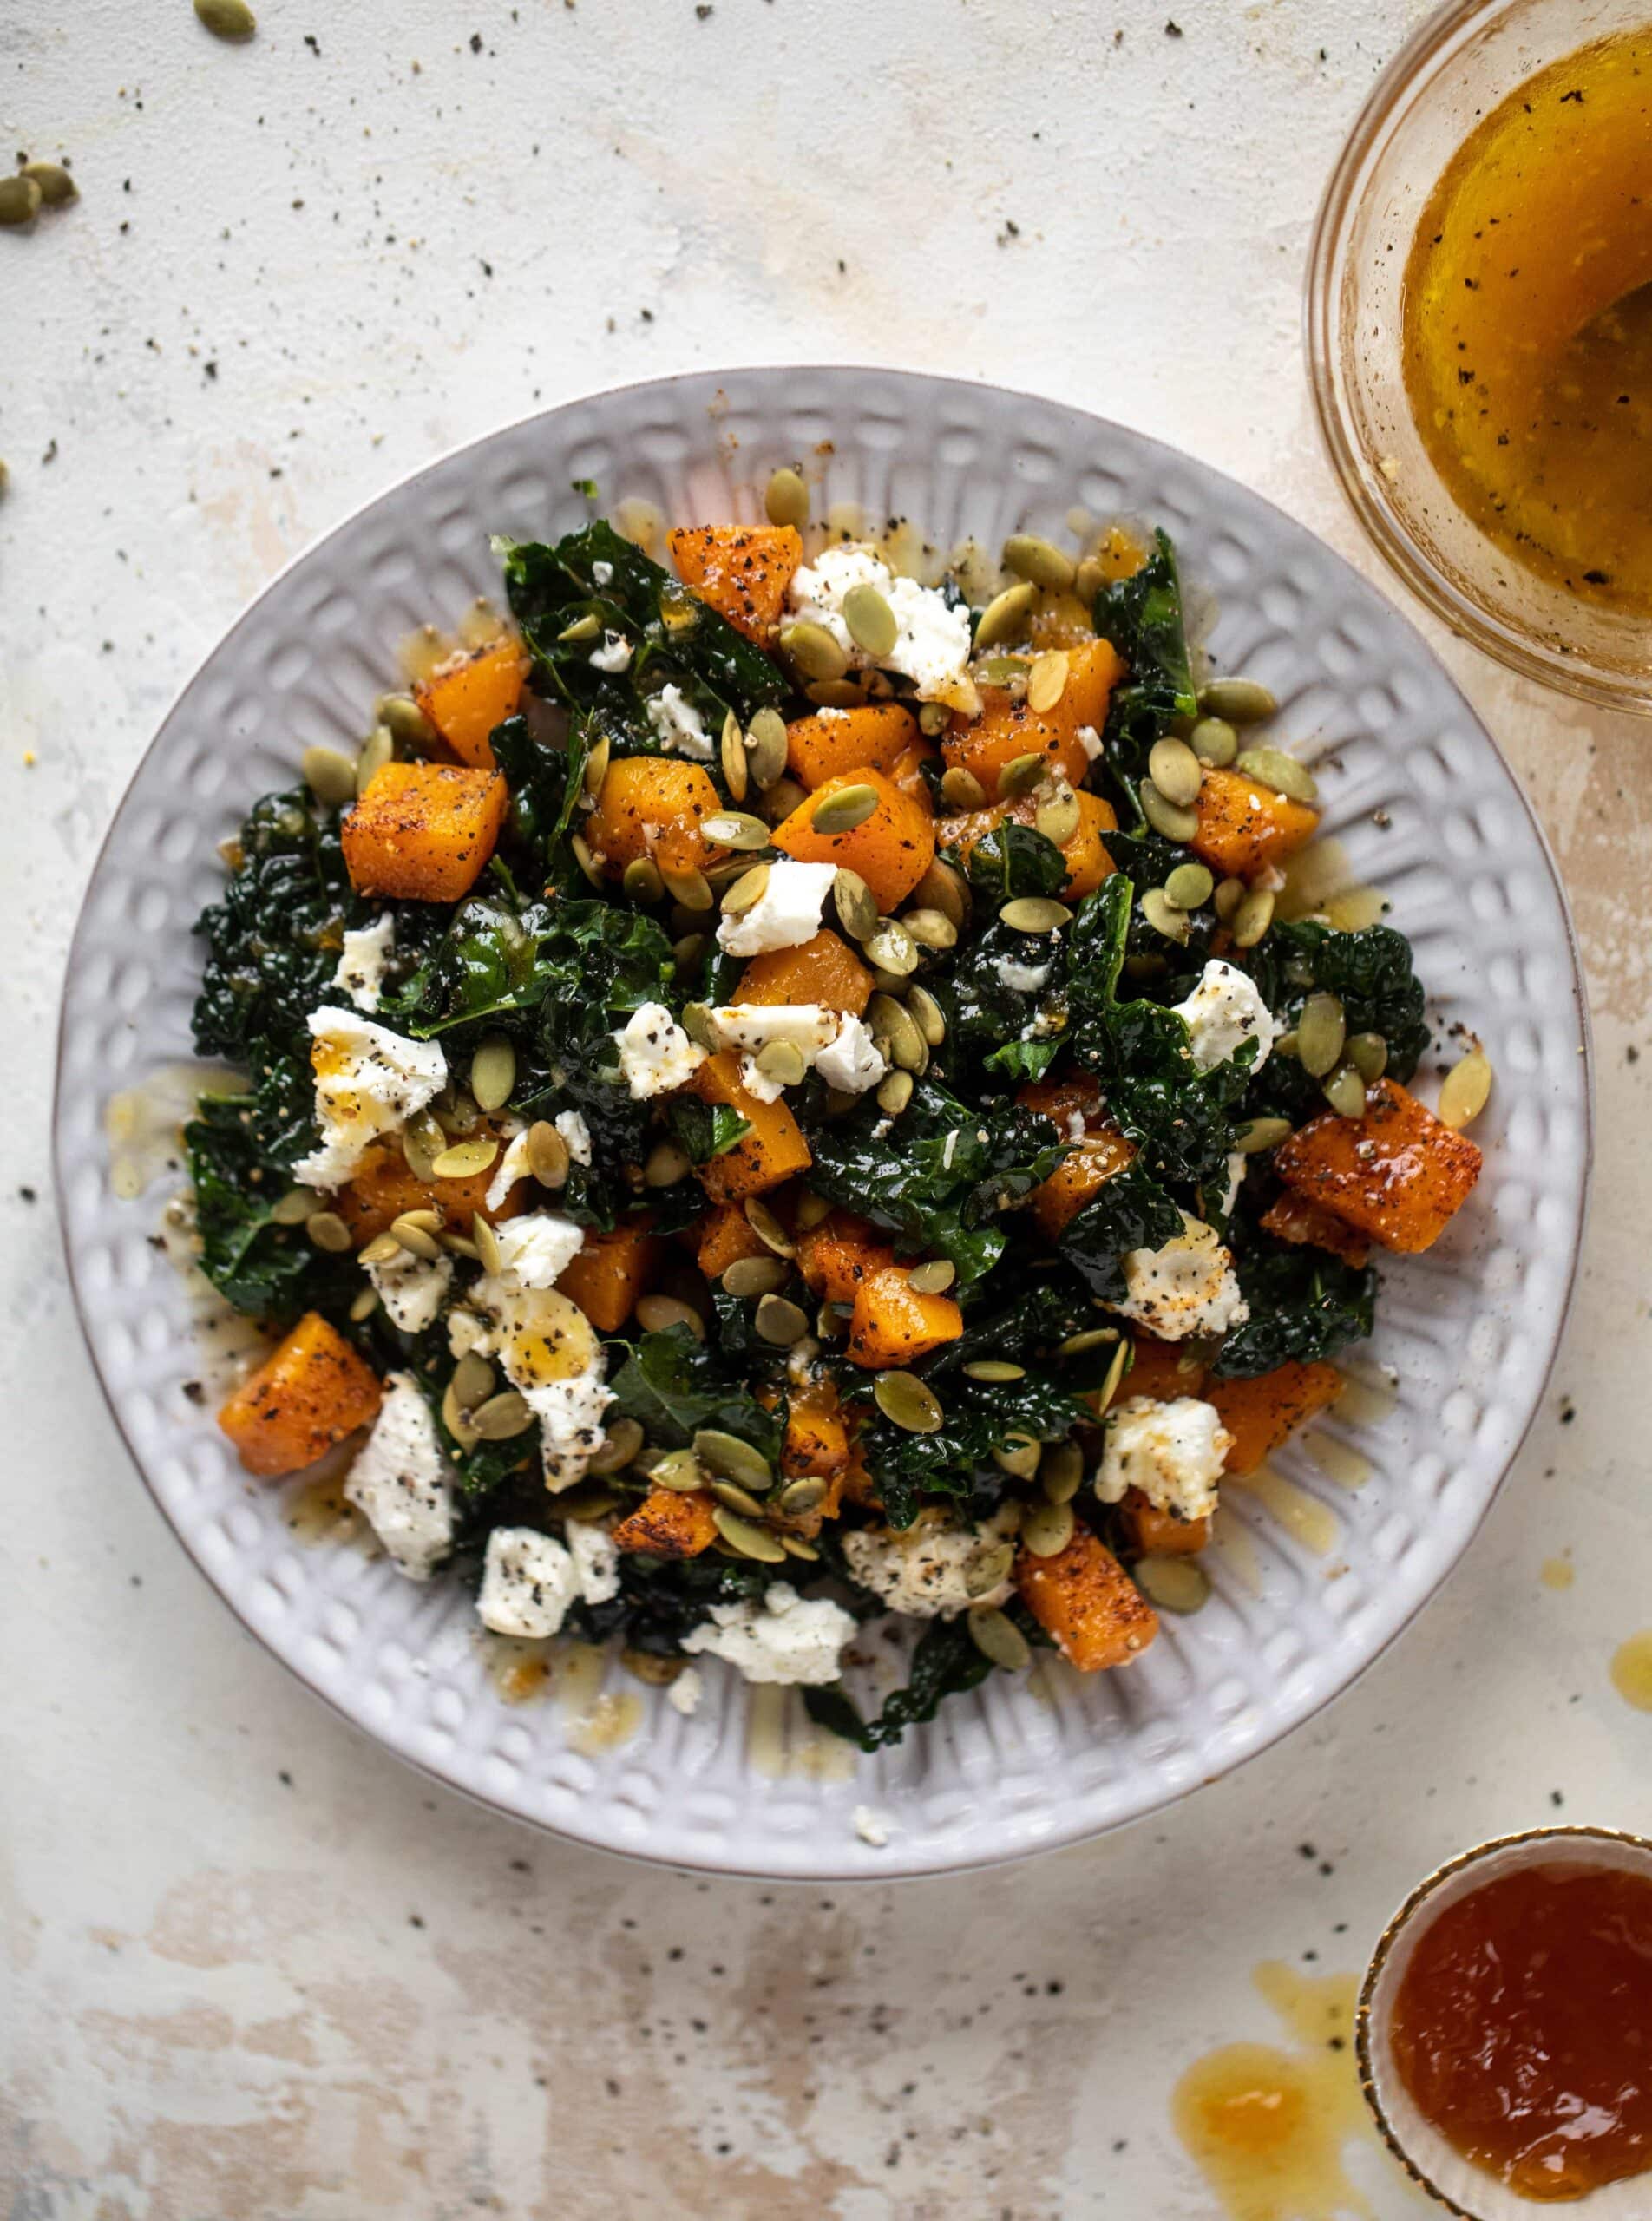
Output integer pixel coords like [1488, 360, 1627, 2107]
[3, 2, 1649, 2214]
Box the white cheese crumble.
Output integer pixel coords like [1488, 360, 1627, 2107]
[486, 1126, 533, 1211]
[1219, 1149, 1246, 1220]
[680, 1581, 857, 1686]
[1171, 959, 1280, 1075]
[292, 1007, 448, 1189]
[331, 914, 395, 1013]
[841, 1506, 1019, 1620]
[816, 704, 851, 723]
[364, 1244, 453, 1333]
[556, 1108, 593, 1165]
[853, 1805, 892, 1849]
[478, 1526, 579, 1638]
[666, 1666, 704, 1716]
[715, 857, 836, 957]
[1094, 1394, 1234, 1524]
[1107, 1211, 1249, 1341]
[588, 631, 633, 673]
[345, 1373, 455, 1582]
[815, 1012, 887, 1095]
[787, 543, 972, 701]
[471, 1275, 616, 1490]
[643, 682, 712, 759]
[613, 1002, 707, 1097]
[1076, 723, 1105, 762]
[490, 1211, 586, 1291]
[705, 1002, 885, 1100]
[592, 560, 613, 586]
[995, 954, 1051, 994]
[566, 1517, 621, 1606]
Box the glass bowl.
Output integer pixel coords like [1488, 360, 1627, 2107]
[1306, 0, 1652, 714]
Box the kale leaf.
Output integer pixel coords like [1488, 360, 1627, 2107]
[1092, 529, 1198, 789]
[939, 920, 1068, 1086]
[803, 1615, 993, 1751]
[1210, 1228, 1377, 1379]
[849, 1367, 1088, 1530]
[607, 1324, 785, 1464]
[186, 1071, 346, 1320]
[667, 1097, 751, 1164]
[1056, 1158, 1185, 1303]
[488, 712, 587, 881]
[958, 820, 1068, 901]
[569, 1551, 770, 1654]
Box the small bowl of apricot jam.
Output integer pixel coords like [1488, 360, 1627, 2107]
[1358, 1827, 1652, 2215]
[1307, 0, 1652, 712]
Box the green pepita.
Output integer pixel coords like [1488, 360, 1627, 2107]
[754, 1294, 809, 1346]
[710, 1477, 770, 1519]
[754, 1039, 808, 1089]
[1026, 650, 1070, 716]
[349, 1287, 379, 1323]
[432, 1137, 499, 1180]
[720, 863, 772, 921]
[722, 1254, 791, 1298]
[1347, 1032, 1388, 1082]
[712, 1507, 787, 1563]
[831, 867, 878, 942]
[906, 1258, 956, 1294]
[470, 1035, 516, 1115]
[907, 982, 947, 1048]
[402, 1110, 447, 1182]
[963, 1538, 1016, 1598]
[777, 1476, 827, 1517]
[810, 783, 880, 837]
[874, 1370, 944, 1433]
[742, 1196, 795, 1257]
[270, 1184, 321, 1227]
[1213, 875, 1248, 925]
[1322, 1064, 1368, 1120]
[194, 0, 257, 36]
[719, 709, 749, 803]
[1092, 1339, 1131, 1415]
[1039, 1440, 1085, 1504]
[1197, 677, 1277, 724]
[918, 702, 952, 737]
[967, 1607, 1032, 1671]
[355, 724, 394, 796]
[468, 1212, 502, 1276]
[1140, 780, 1199, 845]
[1134, 1556, 1212, 1615]
[1296, 992, 1347, 1078]
[1141, 887, 1190, 946]
[390, 1210, 443, 1262]
[1164, 862, 1215, 912]
[526, 1120, 570, 1188]
[1439, 1047, 1492, 1130]
[1055, 1326, 1118, 1356]
[1000, 895, 1071, 934]
[1190, 716, 1238, 767]
[651, 1448, 706, 1492]
[702, 810, 771, 851]
[780, 620, 849, 684]
[940, 765, 986, 810]
[635, 1294, 705, 1338]
[746, 707, 790, 790]
[558, 613, 601, 644]
[1073, 555, 1106, 606]
[661, 864, 714, 912]
[1002, 534, 1075, 590]
[644, 1137, 692, 1188]
[910, 860, 968, 928]
[1230, 888, 1275, 949]
[305, 1209, 351, 1253]
[569, 833, 606, 889]
[974, 580, 1037, 650]
[997, 750, 1046, 800]
[622, 855, 665, 907]
[901, 907, 957, 952]
[587, 1417, 645, 1474]
[842, 582, 899, 659]
[301, 744, 357, 808]
[1234, 1115, 1293, 1155]
[471, 1390, 535, 1441]
[450, 1351, 496, 1411]
[794, 1190, 832, 1232]
[1035, 792, 1081, 847]
[992, 1432, 1042, 1480]
[764, 466, 810, 528]
[21, 161, 75, 206]
[1020, 1499, 1075, 1557]
[440, 1230, 479, 1261]
[442, 1376, 479, 1451]
[1147, 736, 1204, 809]
[963, 1359, 1025, 1382]
[876, 1067, 914, 1117]
[376, 692, 436, 748]
[672, 932, 708, 971]
[864, 918, 919, 976]
[693, 1429, 774, 1492]
[680, 1002, 720, 1054]
[581, 732, 612, 800]
[1236, 746, 1318, 805]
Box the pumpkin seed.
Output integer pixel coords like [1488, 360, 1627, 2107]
[1140, 779, 1200, 844]
[779, 1533, 822, 1561]
[442, 1376, 479, 1451]
[977, 653, 1031, 688]
[1230, 887, 1275, 948]
[1190, 716, 1238, 767]
[755, 1294, 810, 1346]
[352, 723, 392, 796]
[864, 917, 919, 976]
[1056, 1326, 1118, 1356]
[712, 1507, 787, 1563]
[194, 0, 256, 36]
[810, 783, 879, 837]
[722, 1254, 790, 1297]
[569, 834, 605, 889]
[829, 866, 876, 943]
[1035, 791, 1081, 847]
[636, 1294, 705, 1338]
[651, 1448, 705, 1492]
[1040, 1440, 1085, 1504]
[441, 1231, 479, 1261]
[471, 1389, 535, 1441]
[963, 1538, 1016, 1597]
[876, 1067, 914, 1116]
[644, 1138, 692, 1188]
[795, 1190, 832, 1232]
[1026, 651, 1070, 716]
[974, 580, 1037, 650]
[762, 787, 805, 837]
[527, 1121, 570, 1188]
[672, 933, 708, 971]
[963, 1359, 1025, 1382]
[305, 1209, 351, 1253]
[907, 1258, 956, 1294]
[875, 996, 928, 1074]
[432, 1137, 499, 1180]
[1000, 895, 1071, 934]
[912, 860, 969, 929]
[622, 1648, 689, 1687]
[720, 862, 772, 919]
[764, 465, 810, 528]
[746, 707, 790, 790]
[901, 907, 958, 952]
[449, 1351, 497, 1411]
[390, 1211, 443, 1261]
[754, 1039, 808, 1089]
[1002, 533, 1076, 590]
[918, 701, 952, 737]
[776, 1476, 827, 1518]
[907, 983, 947, 1049]
[1213, 875, 1247, 924]
[1198, 676, 1277, 724]
[1134, 1556, 1212, 1615]
[587, 1417, 645, 1474]
[780, 620, 849, 683]
[270, 1184, 321, 1226]
[710, 1477, 770, 1519]
[21, 161, 75, 206]
[661, 864, 713, 912]
[743, 1196, 795, 1257]
[1323, 1063, 1368, 1119]
[716, 709, 749, 803]
[1439, 1047, 1492, 1130]
[1236, 746, 1318, 804]
[967, 1607, 1032, 1671]
[301, 744, 357, 808]
[874, 1370, 944, 1433]
[469, 1036, 516, 1115]
[693, 1429, 774, 1491]
[1234, 1115, 1293, 1154]
[1141, 888, 1191, 946]
[940, 765, 986, 810]
[1021, 1499, 1075, 1557]
[558, 613, 601, 644]
[842, 582, 899, 659]
[376, 691, 436, 748]
[1296, 992, 1347, 1078]
[997, 750, 1046, 800]
[1347, 1032, 1388, 1082]
[402, 1110, 447, 1182]
[618, 855, 662, 907]
[702, 810, 771, 851]
[680, 1002, 720, 1052]
[469, 1213, 503, 1276]
[581, 732, 612, 802]
[349, 1287, 378, 1323]
[1092, 1338, 1131, 1414]
[436, 1088, 481, 1137]
[1162, 862, 1213, 914]
[1148, 736, 1204, 809]
[992, 1431, 1043, 1480]
[1073, 554, 1107, 606]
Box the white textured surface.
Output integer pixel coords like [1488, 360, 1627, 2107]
[5, 1, 1650, 2212]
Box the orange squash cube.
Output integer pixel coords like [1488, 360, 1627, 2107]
[1018, 1077, 1136, 1238]
[668, 523, 802, 643]
[1190, 766, 1319, 882]
[1203, 1361, 1345, 1477]
[554, 1219, 663, 1334]
[691, 1052, 812, 1202]
[1121, 1490, 1211, 1556]
[771, 766, 936, 914]
[218, 1311, 383, 1478]
[342, 760, 508, 902]
[335, 1138, 528, 1245]
[785, 704, 922, 790]
[733, 928, 873, 1017]
[938, 786, 1118, 902]
[414, 638, 530, 770]
[1123, 1333, 1210, 1404]
[611, 1485, 718, 1558]
[1260, 1190, 1373, 1271]
[796, 1209, 898, 1304]
[693, 1201, 770, 1282]
[584, 757, 730, 880]
[1273, 1078, 1482, 1255]
[846, 1265, 964, 1370]
[1015, 1526, 1158, 1671]
[943, 637, 1124, 800]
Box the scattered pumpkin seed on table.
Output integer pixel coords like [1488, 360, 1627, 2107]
[764, 467, 810, 529]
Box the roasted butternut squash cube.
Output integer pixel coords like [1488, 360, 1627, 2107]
[584, 757, 730, 880]
[343, 760, 508, 902]
[1260, 1189, 1372, 1270]
[218, 1311, 383, 1478]
[942, 637, 1124, 800]
[796, 1209, 898, 1304]
[938, 786, 1118, 902]
[414, 638, 530, 770]
[1121, 1490, 1211, 1556]
[786, 704, 922, 791]
[691, 1052, 812, 1202]
[1019, 1077, 1136, 1238]
[1203, 1360, 1345, 1477]
[612, 1484, 718, 1559]
[1190, 766, 1319, 882]
[693, 1201, 770, 1282]
[846, 1265, 964, 1369]
[555, 1219, 663, 1334]
[771, 766, 936, 914]
[1273, 1078, 1482, 1255]
[668, 522, 802, 643]
[334, 1137, 528, 1245]
[1123, 1333, 1210, 1404]
[733, 928, 873, 1017]
[1015, 1526, 1158, 1671]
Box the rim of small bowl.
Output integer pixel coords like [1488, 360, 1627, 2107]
[1304, 0, 1652, 717]
[1355, 1825, 1652, 2215]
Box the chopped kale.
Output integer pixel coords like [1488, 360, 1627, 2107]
[803, 1616, 993, 1749]
[849, 1366, 1088, 1531]
[1210, 1227, 1377, 1379]
[667, 1097, 751, 1164]
[607, 1324, 785, 1464]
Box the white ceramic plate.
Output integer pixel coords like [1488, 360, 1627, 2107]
[55, 368, 1591, 1878]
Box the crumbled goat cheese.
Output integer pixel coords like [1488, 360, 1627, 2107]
[448, 1307, 489, 1359]
[666, 1667, 704, 1716]
[331, 914, 395, 1013]
[815, 1012, 888, 1095]
[995, 955, 1051, 994]
[555, 1108, 593, 1165]
[293, 1007, 448, 1189]
[1094, 1395, 1234, 1524]
[787, 543, 972, 700]
[1172, 959, 1279, 1074]
[613, 1002, 707, 1097]
[681, 1582, 856, 1686]
[477, 1526, 579, 1639]
[345, 1373, 455, 1581]
[471, 1275, 615, 1490]
[486, 1126, 532, 1212]
[566, 1518, 621, 1606]
[1066, 1110, 1088, 1143]
[365, 1243, 453, 1333]
[816, 704, 851, 722]
[715, 858, 836, 957]
[1107, 1211, 1249, 1340]
[853, 1805, 892, 1849]
[1219, 1150, 1246, 1219]
[588, 631, 633, 672]
[841, 1507, 1019, 1620]
[592, 560, 613, 586]
[705, 1002, 882, 1100]
[643, 682, 712, 759]
[490, 1212, 586, 1291]
[1076, 723, 1105, 762]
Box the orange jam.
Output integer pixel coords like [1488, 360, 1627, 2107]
[1389, 1860, 1652, 2202]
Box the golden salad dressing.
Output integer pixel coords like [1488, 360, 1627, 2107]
[1402, 28, 1652, 615]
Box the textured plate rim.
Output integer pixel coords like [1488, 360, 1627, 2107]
[52, 364, 1595, 1879]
